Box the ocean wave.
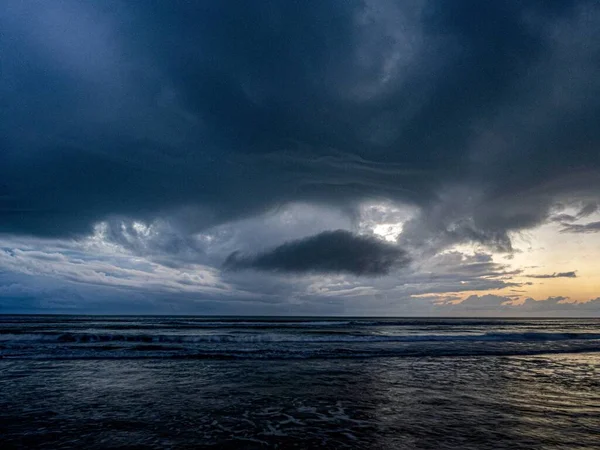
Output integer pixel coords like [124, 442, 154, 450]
[3, 317, 598, 332]
[2, 331, 600, 344]
[3, 345, 600, 361]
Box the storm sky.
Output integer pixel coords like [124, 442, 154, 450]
[1, 0, 599, 315]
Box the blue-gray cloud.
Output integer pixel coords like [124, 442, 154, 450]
[526, 271, 577, 279]
[224, 230, 410, 276]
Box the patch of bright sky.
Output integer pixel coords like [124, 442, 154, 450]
[358, 201, 417, 241]
[508, 213, 600, 302]
[427, 209, 600, 303]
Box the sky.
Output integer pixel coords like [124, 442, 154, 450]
[1, 0, 599, 316]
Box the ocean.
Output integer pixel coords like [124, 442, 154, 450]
[1, 316, 599, 449]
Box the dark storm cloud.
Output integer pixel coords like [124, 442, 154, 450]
[224, 230, 410, 276]
[1, 0, 599, 256]
[526, 271, 577, 279]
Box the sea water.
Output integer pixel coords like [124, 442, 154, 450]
[1, 316, 599, 448]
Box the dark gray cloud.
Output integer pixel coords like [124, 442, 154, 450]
[224, 230, 410, 276]
[560, 221, 600, 233]
[0, 0, 598, 256]
[576, 202, 598, 218]
[550, 214, 577, 223]
[526, 271, 577, 279]
[551, 202, 599, 227]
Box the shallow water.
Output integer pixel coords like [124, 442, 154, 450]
[1, 316, 599, 448]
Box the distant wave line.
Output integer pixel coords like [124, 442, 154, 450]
[2, 331, 600, 344]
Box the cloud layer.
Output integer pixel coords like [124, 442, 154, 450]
[2, 1, 599, 246]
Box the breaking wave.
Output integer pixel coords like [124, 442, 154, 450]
[2, 331, 600, 344]
[3, 316, 600, 361]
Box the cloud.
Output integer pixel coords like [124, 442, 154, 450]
[550, 213, 577, 223]
[576, 202, 598, 218]
[437, 294, 516, 313]
[526, 271, 577, 278]
[1, 223, 516, 313]
[0, 0, 597, 253]
[560, 221, 600, 233]
[224, 230, 410, 276]
[435, 294, 600, 316]
[0, 240, 230, 296]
